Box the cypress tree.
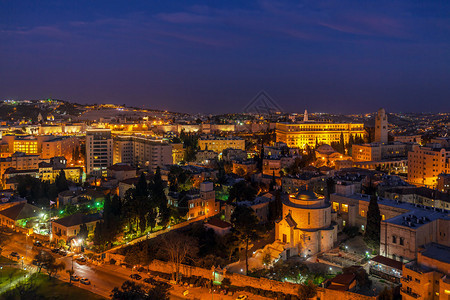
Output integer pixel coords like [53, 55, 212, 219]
[364, 195, 382, 250]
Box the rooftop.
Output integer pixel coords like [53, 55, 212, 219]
[205, 218, 231, 229]
[108, 163, 136, 172]
[53, 212, 102, 228]
[344, 193, 450, 228]
[370, 255, 403, 270]
[420, 243, 450, 264]
[0, 203, 42, 220]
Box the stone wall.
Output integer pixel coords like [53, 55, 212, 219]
[144, 259, 378, 300]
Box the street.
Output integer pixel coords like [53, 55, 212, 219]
[0, 231, 202, 299]
[1, 232, 132, 298]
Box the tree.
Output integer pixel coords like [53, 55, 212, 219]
[231, 205, 260, 275]
[364, 195, 382, 250]
[228, 181, 257, 203]
[77, 223, 88, 242]
[111, 280, 169, 300]
[161, 232, 198, 283]
[151, 167, 170, 227]
[66, 269, 74, 285]
[47, 261, 66, 279]
[268, 190, 282, 222]
[325, 177, 335, 199]
[93, 221, 106, 249]
[34, 250, 54, 273]
[55, 170, 69, 192]
[297, 280, 317, 300]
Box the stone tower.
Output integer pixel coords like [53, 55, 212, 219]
[375, 108, 388, 143]
[303, 109, 308, 122]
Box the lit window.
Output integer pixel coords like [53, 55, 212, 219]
[332, 202, 339, 211]
[341, 204, 348, 213]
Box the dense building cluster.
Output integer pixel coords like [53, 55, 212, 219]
[0, 100, 449, 299]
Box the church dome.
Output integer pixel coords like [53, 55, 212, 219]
[286, 190, 327, 208]
[295, 190, 318, 201]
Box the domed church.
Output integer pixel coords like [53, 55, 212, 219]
[275, 190, 337, 259]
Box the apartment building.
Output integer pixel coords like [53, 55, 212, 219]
[352, 142, 409, 162]
[401, 243, 450, 300]
[113, 136, 172, 172]
[86, 129, 113, 177]
[407, 144, 450, 187]
[40, 136, 79, 161]
[198, 135, 245, 154]
[0, 152, 40, 176]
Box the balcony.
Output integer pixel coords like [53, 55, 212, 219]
[401, 288, 420, 298]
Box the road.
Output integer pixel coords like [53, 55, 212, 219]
[0, 231, 189, 299]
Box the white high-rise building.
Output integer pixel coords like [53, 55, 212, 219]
[375, 108, 388, 143]
[113, 136, 172, 172]
[86, 129, 113, 177]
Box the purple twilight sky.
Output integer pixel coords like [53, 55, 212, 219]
[1, 0, 450, 114]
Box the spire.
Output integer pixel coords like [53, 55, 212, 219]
[303, 109, 308, 122]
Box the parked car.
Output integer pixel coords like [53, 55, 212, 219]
[130, 274, 142, 280]
[10, 252, 20, 259]
[143, 277, 155, 284]
[33, 240, 42, 247]
[76, 257, 87, 264]
[236, 296, 248, 300]
[80, 278, 91, 285]
[70, 275, 80, 282]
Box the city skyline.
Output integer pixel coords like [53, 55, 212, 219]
[1, 1, 450, 114]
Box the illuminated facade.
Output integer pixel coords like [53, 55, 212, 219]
[198, 136, 245, 154]
[408, 145, 450, 187]
[187, 182, 220, 219]
[401, 243, 450, 300]
[276, 122, 365, 149]
[86, 129, 113, 177]
[13, 140, 38, 154]
[375, 108, 388, 143]
[113, 136, 172, 171]
[275, 191, 337, 259]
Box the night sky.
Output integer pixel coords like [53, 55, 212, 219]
[1, 1, 449, 114]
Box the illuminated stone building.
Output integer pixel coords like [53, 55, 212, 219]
[275, 191, 337, 259]
[275, 122, 365, 149]
[375, 108, 388, 143]
[40, 137, 79, 161]
[0, 152, 40, 178]
[198, 135, 245, 154]
[113, 136, 172, 172]
[187, 182, 220, 220]
[408, 144, 450, 187]
[401, 243, 450, 300]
